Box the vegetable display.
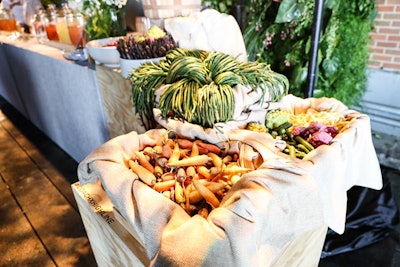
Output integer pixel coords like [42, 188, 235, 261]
[116, 25, 177, 60]
[128, 131, 262, 217]
[246, 108, 355, 159]
[129, 48, 289, 129]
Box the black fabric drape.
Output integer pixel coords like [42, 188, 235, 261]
[321, 173, 400, 258]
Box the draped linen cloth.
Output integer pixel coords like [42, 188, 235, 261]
[164, 9, 248, 62]
[77, 94, 382, 265]
[78, 128, 324, 266]
[271, 95, 383, 234]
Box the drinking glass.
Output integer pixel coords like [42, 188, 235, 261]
[64, 13, 87, 61]
[0, 8, 18, 32]
[30, 12, 48, 43]
[44, 13, 59, 41]
[55, 5, 72, 44]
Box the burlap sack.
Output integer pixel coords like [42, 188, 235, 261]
[77, 95, 382, 265]
[77, 128, 324, 266]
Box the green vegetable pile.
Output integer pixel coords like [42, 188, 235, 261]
[246, 108, 342, 159]
[265, 109, 290, 129]
[129, 48, 289, 129]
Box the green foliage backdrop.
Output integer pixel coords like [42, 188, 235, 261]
[205, 0, 376, 107]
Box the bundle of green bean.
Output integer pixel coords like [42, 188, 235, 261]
[129, 48, 289, 129]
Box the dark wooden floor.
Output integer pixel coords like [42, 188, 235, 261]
[0, 99, 97, 266]
[1, 96, 399, 267]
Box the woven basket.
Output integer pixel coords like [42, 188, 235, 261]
[141, 0, 202, 19]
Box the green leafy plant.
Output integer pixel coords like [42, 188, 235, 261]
[40, 0, 62, 9]
[82, 0, 127, 40]
[204, 0, 376, 107]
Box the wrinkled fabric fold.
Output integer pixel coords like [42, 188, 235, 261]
[76, 94, 383, 264]
[77, 128, 324, 266]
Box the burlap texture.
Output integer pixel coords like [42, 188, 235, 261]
[78, 128, 324, 266]
[77, 95, 382, 265]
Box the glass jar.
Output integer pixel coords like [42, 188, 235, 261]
[55, 4, 72, 44]
[31, 11, 47, 42]
[44, 13, 59, 41]
[66, 12, 84, 48]
[0, 8, 18, 32]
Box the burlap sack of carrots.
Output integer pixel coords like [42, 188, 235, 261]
[77, 128, 325, 266]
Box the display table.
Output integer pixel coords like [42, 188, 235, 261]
[0, 35, 146, 162]
[74, 95, 383, 266]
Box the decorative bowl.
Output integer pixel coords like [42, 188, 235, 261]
[120, 57, 164, 78]
[86, 37, 121, 68]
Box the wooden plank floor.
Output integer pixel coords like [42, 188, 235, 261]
[0, 99, 97, 266]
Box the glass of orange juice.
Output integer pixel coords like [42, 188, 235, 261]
[0, 8, 18, 32]
[64, 13, 87, 61]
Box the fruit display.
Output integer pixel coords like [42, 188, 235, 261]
[246, 108, 356, 159]
[128, 131, 262, 217]
[129, 48, 289, 129]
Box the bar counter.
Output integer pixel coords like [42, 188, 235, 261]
[0, 34, 146, 162]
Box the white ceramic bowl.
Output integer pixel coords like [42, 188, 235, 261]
[120, 57, 164, 78]
[86, 37, 122, 68]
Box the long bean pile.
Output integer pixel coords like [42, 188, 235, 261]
[129, 48, 289, 129]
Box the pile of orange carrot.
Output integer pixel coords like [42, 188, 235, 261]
[128, 132, 257, 217]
